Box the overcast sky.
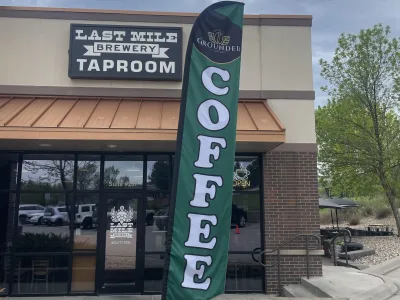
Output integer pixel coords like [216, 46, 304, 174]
[2, 0, 399, 107]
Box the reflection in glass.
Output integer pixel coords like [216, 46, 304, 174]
[77, 156, 100, 190]
[233, 156, 260, 192]
[103, 194, 138, 288]
[17, 193, 72, 250]
[144, 254, 164, 292]
[104, 156, 143, 189]
[225, 254, 263, 292]
[74, 194, 99, 250]
[146, 192, 169, 252]
[0, 255, 9, 294]
[0, 193, 16, 253]
[71, 255, 96, 292]
[0, 154, 18, 190]
[21, 155, 74, 191]
[12, 254, 69, 294]
[230, 193, 261, 251]
[147, 156, 170, 191]
[14, 191, 71, 294]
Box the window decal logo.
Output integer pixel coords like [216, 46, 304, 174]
[110, 206, 134, 223]
[109, 206, 134, 243]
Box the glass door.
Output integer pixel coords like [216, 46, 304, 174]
[98, 192, 142, 293]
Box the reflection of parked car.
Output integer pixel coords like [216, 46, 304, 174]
[43, 206, 69, 226]
[75, 204, 96, 229]
[155, 204, 248, 230]
[145, 210, 155, 226]
[27, 212, 45, 225]
[231, 204, 247, 228]
[18, 204, 45, 224]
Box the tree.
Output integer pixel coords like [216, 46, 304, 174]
[317, 24, 400, 235]
[246, 159, 260, 189]
[148, 161, 170, 190]
[103, 165, 120, 187]
[23, 160, 74, 219]
[76, 161, 99, 190]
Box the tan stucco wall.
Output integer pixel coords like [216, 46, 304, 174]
[0, 14, 316, 145]
[261, 26, 313, 91]
[268, 99, 316, 144]
[0, 17, 311, 92]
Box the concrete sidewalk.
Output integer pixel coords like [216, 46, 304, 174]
[2, 296, 346, 300]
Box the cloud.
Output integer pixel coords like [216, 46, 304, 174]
[1, 0, 399, 107]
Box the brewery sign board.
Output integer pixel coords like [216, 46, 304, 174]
[68, 24, 183, 81]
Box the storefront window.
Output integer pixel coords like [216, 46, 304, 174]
[144, 254, 164, 292]
[71, 254, 96, 292]
[230, 193, 261, 251]
[21, 154, 74, 191]
[104, 155, 143, 189]
[14, 191, 72, 294]
[145, 192, 170, 252]
[74, 194, 99, 250]
[147, 155, 170, 191]
[0, 153, 262, 295]
[233, 157, 260, 192]
[77, 155, 101, 190]
[0, 154, 19, 294]
[0, 154, 18, 191]
[0, 192, 16, 296]
[0, 193, 17, 253]
[225, 254, 263, 292]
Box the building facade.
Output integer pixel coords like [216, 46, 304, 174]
[0, 6, 321, 296]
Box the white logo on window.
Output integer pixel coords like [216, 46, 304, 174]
[109, 206, 134, 243]
[110, 206, 134, 223]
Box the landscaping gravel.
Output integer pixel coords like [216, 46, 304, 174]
[321, 213, 400, 266]
[352, 236, 400, 266]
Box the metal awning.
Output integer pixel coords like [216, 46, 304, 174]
[0, 95, 286, 151]
[319, 198, 344, 209]
[329, 197, 359, 208]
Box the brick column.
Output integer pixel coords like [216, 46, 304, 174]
[263, 151, 322, 294]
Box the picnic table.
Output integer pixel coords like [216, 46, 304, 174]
[367, 224, 393, 235]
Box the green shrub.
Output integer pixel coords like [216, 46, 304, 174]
[15, 232, 70, 252]
[320, 211, 332, 224]
[348, 214, 361, 225]
[376, 207, 392, 219]
[362, 205, 374, 217]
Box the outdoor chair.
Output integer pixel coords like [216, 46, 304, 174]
[30, 258, 50, 293]
[11, 258, 27, 294]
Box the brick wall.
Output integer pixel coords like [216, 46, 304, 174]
[263, 151, 322, 294]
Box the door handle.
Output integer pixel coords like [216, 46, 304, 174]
[252, 247, 261, 263]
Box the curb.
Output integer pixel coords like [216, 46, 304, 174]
[363, 256, 400, 276]
[349, 272, 398, 300]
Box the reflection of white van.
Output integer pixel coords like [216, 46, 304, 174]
[18, 204, 46, 224]
[75, 204, 96, 229]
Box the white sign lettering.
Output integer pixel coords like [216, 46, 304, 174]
[69, 24, 182, 80]
[181, 66, 231, 291]
[181, 255, 212, 290]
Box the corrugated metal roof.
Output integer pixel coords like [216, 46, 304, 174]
[0, 96, 285, 133]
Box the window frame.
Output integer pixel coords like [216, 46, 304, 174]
[0, 151, 264, 296]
